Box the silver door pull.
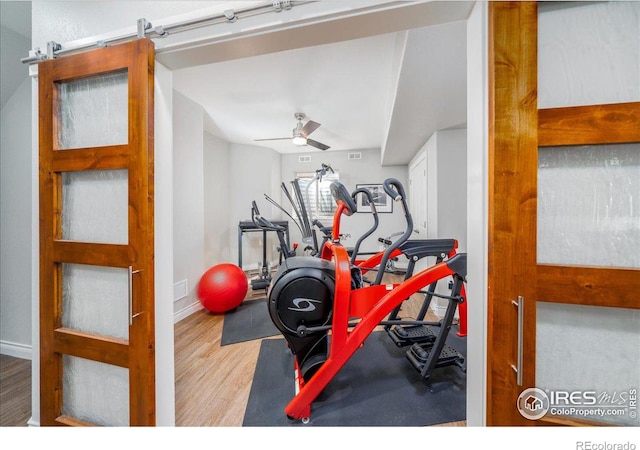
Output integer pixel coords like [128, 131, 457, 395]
[511, 296, 524, 386]
[129, 266, 141, 325]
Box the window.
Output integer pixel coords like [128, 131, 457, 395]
[295, 170, 339, 221]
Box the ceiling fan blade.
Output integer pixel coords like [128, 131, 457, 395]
[301, 120, 321, 137]
[254, 137, 291, 142]
[306, 138, 330, 151]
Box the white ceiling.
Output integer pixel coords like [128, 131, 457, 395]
[173, 32, 400, 155]
[170, 1, 471, 166]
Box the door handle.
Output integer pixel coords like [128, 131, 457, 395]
[511, 296, 524, 386]
[129, 266, 141, 325]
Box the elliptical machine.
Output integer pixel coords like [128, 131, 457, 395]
[267, 178, 467, 422]
[248, 201, 297, 291]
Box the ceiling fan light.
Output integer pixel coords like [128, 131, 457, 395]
[292, 135, 307, 146]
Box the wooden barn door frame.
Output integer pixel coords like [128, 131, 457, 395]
[38, 38, 156, 426]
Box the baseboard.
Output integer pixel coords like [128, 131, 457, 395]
[173, 301, 203, 323]
[0, 340, 32, 360]
[27, 417, 40, 427]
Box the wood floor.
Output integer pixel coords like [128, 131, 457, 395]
[0, 273, 465, 427]
[174, 288, 271, 427]
[0, 354, 32, 427]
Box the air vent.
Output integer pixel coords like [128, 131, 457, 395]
[299, 155, 311, 163]
[348, 152, 362, 160]
[173, 279, 188, 302]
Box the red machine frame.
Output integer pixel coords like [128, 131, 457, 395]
[286, 199, 467, 420]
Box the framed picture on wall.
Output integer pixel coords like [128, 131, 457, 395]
[355, 184, 393, 213]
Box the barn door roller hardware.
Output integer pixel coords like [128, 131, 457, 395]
[22, 1, 315, 64]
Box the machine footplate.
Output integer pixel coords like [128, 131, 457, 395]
[406, 342, 465, 379]
[388, 325, 437, 347]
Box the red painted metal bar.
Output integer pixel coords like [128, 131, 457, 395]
[331, 201, 347, 242]
[348, 283, 398, 318]
[445, 245, 467, 337]
[328, 244, 352, 351]
[457, 283, 468, 337]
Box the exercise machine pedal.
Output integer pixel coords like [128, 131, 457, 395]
[387, 324, 437, 347]
[405, 342, 465, 381]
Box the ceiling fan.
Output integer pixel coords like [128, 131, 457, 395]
[255, 113, 330, 151]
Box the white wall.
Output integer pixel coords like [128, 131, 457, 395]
[280, 148, 409, 255]
[410, 129, 468, 248]
[434, 129, 467, 251]
[1, 24, 31, 109]
[229, 143, 282, 271]
[201, 141, 408, 279]
[1, 14, 32, 359]
[423, 133, 438, 237]
[0, 77, 32, 358]
[172, 90, 205, 317]
[409, 129, 467, 316]
[203, 132, 231, 268]
[173, 111, 274, 319]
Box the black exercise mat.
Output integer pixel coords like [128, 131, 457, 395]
[243, 329, 466, 426]
[220, 298, 280, 346]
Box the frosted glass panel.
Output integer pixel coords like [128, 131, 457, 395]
[57, 71, 128, 149]
[62, 264, 129, 340]
[538, 1, 640, 108]
[537, 144, 640, 268]
[61, 169, 128, 244]
[62, 355, 129, 426]
[536, 302, 640, 426]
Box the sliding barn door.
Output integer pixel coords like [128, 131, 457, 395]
[486, 1, 539, 426]
[38, 39, 156, 426]
[488, 1, 640, 426]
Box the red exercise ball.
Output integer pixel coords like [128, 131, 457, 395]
[197, 263, 248, 313]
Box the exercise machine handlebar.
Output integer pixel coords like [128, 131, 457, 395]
[383, 178, 410, 219]
[251, 201, 284, 232]
[373, 178, 414, 286]
[349, 187, 379, 265]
